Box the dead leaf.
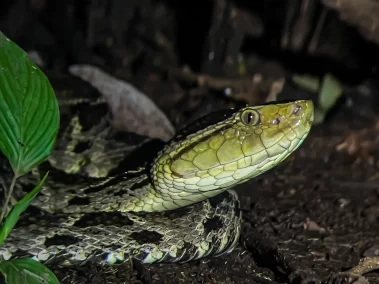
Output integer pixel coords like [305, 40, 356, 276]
[69, 65, 175, 141]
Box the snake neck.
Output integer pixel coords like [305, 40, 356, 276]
[118, 164, 224, 213]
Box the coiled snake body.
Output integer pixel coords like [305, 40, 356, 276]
[0, 99, 313, 266]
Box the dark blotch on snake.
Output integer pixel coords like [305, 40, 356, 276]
[73, 212, 134, 228]
[130, 230, 163, 245]
[68, 196, 91, 206]
[73, 141, 91, 153]
[129, 178, 150, 192]
[204, 216, 223, 235]
[45, 235, 79, 247]
[208, 191, 229, 208]
[83, 172, 147, 195]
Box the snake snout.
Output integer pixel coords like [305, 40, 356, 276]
[290, 100, 314, 124]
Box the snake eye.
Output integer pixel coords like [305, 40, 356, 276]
[241, 110, 260, 125]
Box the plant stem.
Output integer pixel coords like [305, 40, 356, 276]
[0, 175, 17, 224]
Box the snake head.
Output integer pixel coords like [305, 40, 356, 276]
[150, 100, 313, 210]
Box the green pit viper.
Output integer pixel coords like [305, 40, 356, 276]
[0, 96, 313, 266]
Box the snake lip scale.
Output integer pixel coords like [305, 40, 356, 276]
[0, 99, 314, 266]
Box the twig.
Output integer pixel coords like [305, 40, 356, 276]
[0, 175, 17, 224]
[348, 257, 379, 275]
[332, 179, 379, 189]
[169, 66, 264, 93]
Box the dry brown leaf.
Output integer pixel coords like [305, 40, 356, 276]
[69, 65, 175, 142]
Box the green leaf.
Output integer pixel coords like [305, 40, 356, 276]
[319, 73, 343, 112]
[292, 74, 321, 93]
[0, 32, 59, 177]
[0, 258, 59, 284]
[0, 172, 48, 246]
[313, 73, 344, 125]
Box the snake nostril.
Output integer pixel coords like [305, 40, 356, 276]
[293, 105, 302, 116]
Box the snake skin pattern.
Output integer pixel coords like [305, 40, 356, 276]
[0, 98, 314, 266]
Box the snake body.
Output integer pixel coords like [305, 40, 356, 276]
[0, 99, 313, 266]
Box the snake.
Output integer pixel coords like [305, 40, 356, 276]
[0, 98, 313, 267]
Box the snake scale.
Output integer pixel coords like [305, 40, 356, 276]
[0, 94, 313, 267]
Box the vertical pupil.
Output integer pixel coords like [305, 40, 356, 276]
[247, 113, 253, 123]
